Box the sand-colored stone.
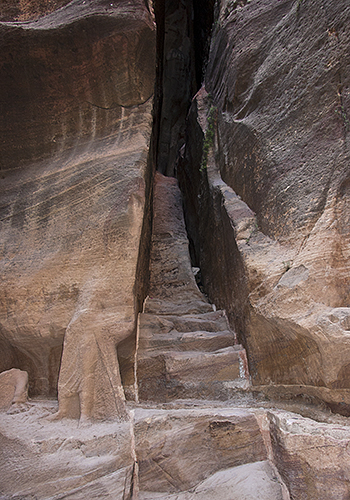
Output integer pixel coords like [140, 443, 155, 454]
[139, 462, 285, 500]
[137, 173, 249, 402]
[178, 0, 350, 414]
[269, 410, 350, 499]
[1, 1, 350, 499]
[0, 0, 155, 419]
[134, 407, 268, 496]
[0, 368, 28, 411]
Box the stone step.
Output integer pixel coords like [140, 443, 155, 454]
[139, 310, 232, 335]
[138, 329, 235, 353]
[143, 296, 213, 315]
[137, 346, 249, 402]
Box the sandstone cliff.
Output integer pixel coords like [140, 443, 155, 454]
[179, 0, 350, 416]
[0, 0, 155, 418]
[1, 0, 350, 498]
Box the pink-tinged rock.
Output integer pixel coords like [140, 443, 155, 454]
[0, 0, 155, 420]
[269, 410, 350, 499]
[135, 407, 267, 495]
[0, 368, 28, 411]
[178, 0, 350, 414]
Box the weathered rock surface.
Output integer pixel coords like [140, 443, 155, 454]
[0, 401, 134, 499]
[0, 400, 291, 500]
[0, 0, 155, 419]
[1, 0, 350, 499]
[268, 410, 350, 499]
[137, 173, 249, 402]
[179, 0, 350, 414]
[0, 0, 71, 21]
[134, 407, 275, 498]
[0, 368, 28, 411]
[141, 461, 284, 500]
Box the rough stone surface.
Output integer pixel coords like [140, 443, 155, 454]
[1, 0, 350, 498]
[134, 407, 268, 496]
[0, 368, 28, 411]
[0, 0, 71, 21]
[268, 410, 350, 499]
[179, 0, 350, 414]
[0, 401, 134, 499]
[138, 462, 284, 500]
[0, 0, 155, 419]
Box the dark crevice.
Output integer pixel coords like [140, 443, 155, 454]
[153, 0, 215, 177]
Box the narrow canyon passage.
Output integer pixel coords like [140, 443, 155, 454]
[135, 0, 250, 402]
[1, 1, 350, 498]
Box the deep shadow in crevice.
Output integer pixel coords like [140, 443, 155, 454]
[153, 0, 215, 177]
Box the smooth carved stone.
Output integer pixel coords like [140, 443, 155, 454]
[178, 0, 350, 414]
[0, 368, 28, 411]
[139, 462, 284, 500]
[137, 173, 249, 402]
[145, 172, 212, 315]
[0, 0, 155, 419]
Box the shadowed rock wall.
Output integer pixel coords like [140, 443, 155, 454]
[179, 0, 350, 415]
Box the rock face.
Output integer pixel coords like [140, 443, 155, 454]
[0, 0, 156, 418]
[269, 410, 350, 499]
[0, 0, 71, 21]
[0, 401, 135, 499]
[179, 0, 350, 414]
[1, 0, 350, 498]
[134, 407, 281, 499]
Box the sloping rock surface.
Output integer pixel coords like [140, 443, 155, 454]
[269, 410, 350, 499]
[137, 172, 249, 401]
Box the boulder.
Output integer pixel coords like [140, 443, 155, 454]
[0, 368, 28, 411]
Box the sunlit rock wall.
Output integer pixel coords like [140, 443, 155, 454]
[0, 0, 155, 419]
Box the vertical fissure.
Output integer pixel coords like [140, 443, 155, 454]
[153, 0, 215, 178]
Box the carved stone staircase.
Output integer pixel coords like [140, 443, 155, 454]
[136, 172, 249, 402]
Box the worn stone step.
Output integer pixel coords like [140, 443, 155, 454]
[137, 346, 248, 402]
[143, 296, 213, 315]
[134, 407, 271, 499]
[138, 329, 235, 353]
[139, 310, 232, 335]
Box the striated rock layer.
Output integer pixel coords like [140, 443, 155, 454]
[0, 0, 156, 419]
[179, 0, 350, 415]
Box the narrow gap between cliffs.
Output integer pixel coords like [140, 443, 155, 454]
[121, 0, 216, 405]
[152, 0, 215, 263]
